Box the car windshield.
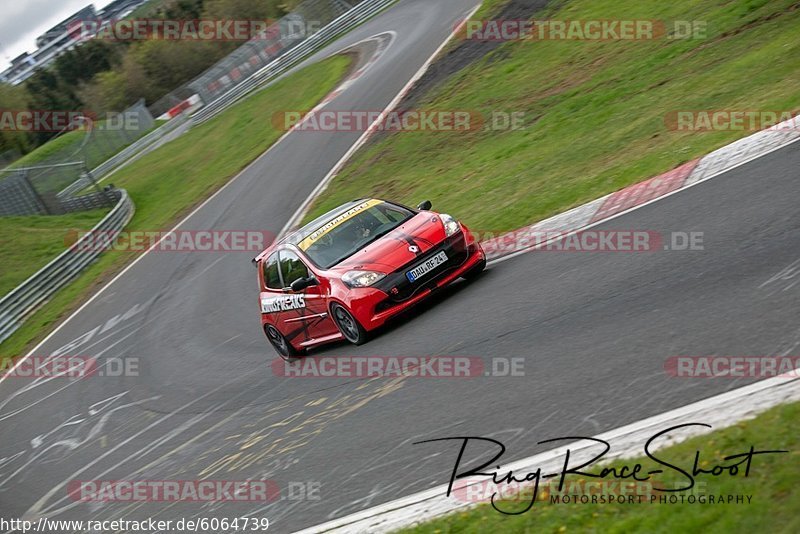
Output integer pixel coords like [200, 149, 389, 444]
[296, 200, 414, 268]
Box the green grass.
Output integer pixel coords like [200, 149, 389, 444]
[10, 119, 165, 169]
[304, 0, 800, 233]
[9, 129, 88, 168]
[402, 400, 800, 533]
[7, 119, 165, 194]
[0, 210, 108, 296]
[129, 0, 171, 18]
[0, 54, 352, 363]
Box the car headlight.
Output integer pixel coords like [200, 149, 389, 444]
[342, 270, 386, 288]
[440, 213, 460, 237]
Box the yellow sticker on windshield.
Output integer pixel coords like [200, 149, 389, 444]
[297, 199, 383, 251]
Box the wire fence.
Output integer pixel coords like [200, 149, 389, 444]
[0, 162, 119, 216]
[1, 0, 389, 217]
[192, 0, 395, 124]
[0, 0, 393, 343]
[58, 111, 191, 199]
[0, 149, 22, 170]
[0, 100, 154, 216]
[149, 0, 365, 117]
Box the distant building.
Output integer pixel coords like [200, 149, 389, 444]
[1, 52, 37, 84]
[1, 0, 148, 86]
[35, 5, 98, 48]
[99, 0, 147, 19]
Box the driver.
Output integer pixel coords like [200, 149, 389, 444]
[352, 212, 383, 240]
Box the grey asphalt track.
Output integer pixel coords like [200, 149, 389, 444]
[2, 0, 800, 531]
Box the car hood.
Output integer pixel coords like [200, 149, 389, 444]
[330, 212, 448, 274]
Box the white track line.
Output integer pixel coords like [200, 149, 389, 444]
[298, 374, 800, 533]
[0, 153, 268, 386]
[7, 5, 800, 530]
[0, 31, 396, 386]
[277, 3, 485, 240]
[489, 133, 800, 265]
[295, 130, 800, 534]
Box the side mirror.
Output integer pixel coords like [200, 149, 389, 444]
[417, 200, 432, 210]
[290, 276, 317, 292]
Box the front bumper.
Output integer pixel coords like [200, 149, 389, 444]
[344, 231, 485, 331]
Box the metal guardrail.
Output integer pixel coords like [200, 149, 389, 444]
[0, 0, 393, 343]
[57, 113, 191, 198]
[192, 0, 396, 124]
[0, 190, 135, 344]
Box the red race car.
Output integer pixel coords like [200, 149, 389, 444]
[254, 198, 486, 360]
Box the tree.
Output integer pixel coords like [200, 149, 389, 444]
[76, 70, 130, 112]
[24, 69, 84, 146]
[13, 0, 310, 148]
[53, 40, 121, 87]
[203, 0, 290, 20]
[128, 39, 231, 103]
[0, 83, 33, 156]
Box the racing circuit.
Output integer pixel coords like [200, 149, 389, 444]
[1, 0, 800, 532]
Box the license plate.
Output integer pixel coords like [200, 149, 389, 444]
[406, 251, 448, 282]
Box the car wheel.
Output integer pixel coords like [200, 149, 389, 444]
[331, 303, 369, 345]
[265, 324, 302, 361]
[462, 257, 487, 281]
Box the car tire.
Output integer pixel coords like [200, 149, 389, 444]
[265, 324, 303, 361]
[462, 257, 487, 281]
[331, 303, 369, 345]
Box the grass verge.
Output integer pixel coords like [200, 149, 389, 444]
[0, 54, 352, 363]
[9, 119, 165, 169]
[304, 0, 800, 232]
[8, 129, 88, 168]
[401, 400, 800, 533]
[0, 210, 107, 295]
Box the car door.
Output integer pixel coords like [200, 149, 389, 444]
[276, 249, 338, 344]
[260, 251, 294, 331]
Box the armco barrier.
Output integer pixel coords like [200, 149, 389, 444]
[1, 0, 393, 343]
[192, 0, 397, 124]
[54, 0, 392, 196]
[0, 190, 135, 344]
